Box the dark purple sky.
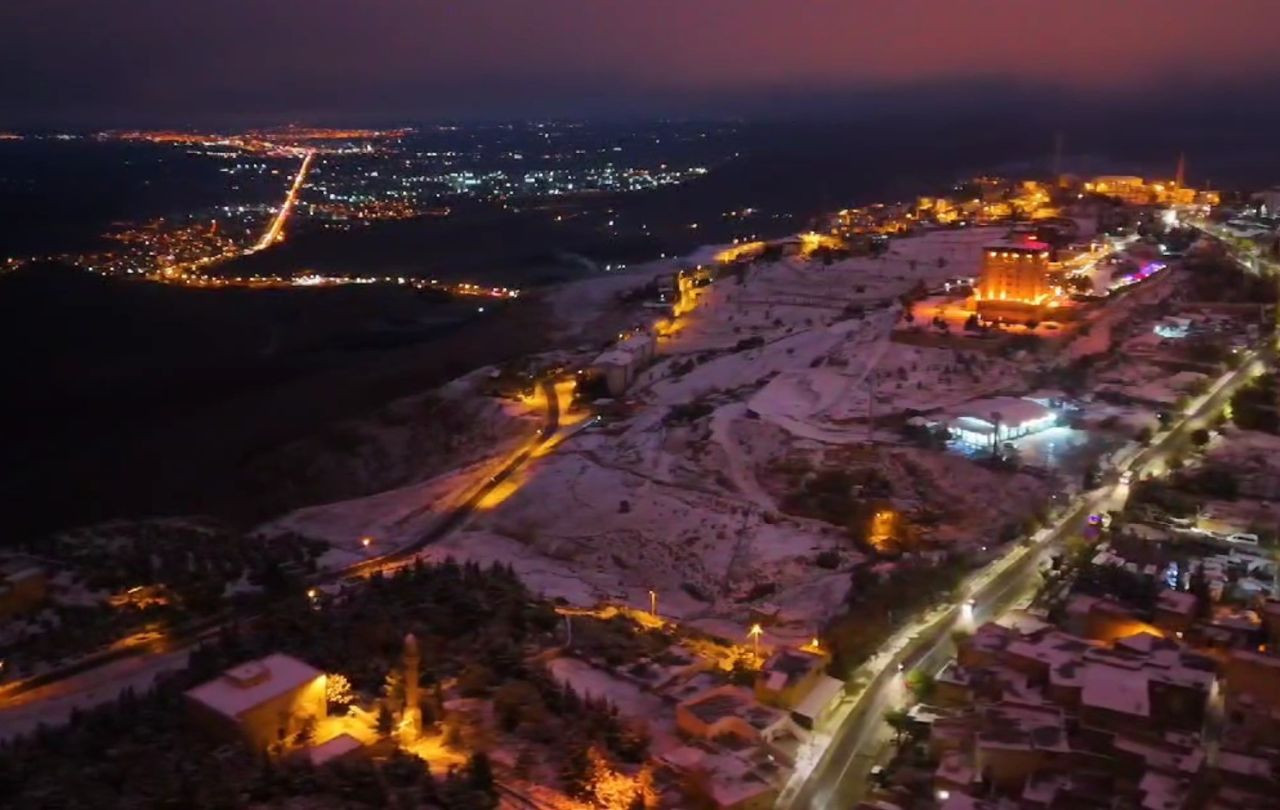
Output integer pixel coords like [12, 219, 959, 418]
[4, 0, 1279, 125]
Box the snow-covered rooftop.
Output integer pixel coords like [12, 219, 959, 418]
[952, 397, 1053, 429]
[1081, 662, 1150, 718]
[306, 733, 363, 766]
[185, 653, 323, 720]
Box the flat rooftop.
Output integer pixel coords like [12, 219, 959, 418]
[186, 652, 323, 720]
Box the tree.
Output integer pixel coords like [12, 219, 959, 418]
[382, 667, 405, 713]
[904, 669, 936, 700]
[457, 662, 495, 697]
[561, 741, 593, 798]
[884, 708, 913, 744]
[493, 680, 545, 732]
[326, 673, 354, 710]
[1083, 460, 1101, 489]
[467, 752, 495, 794]
[376, 703, 396, 739]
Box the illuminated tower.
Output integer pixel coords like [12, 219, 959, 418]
[1175, 153, 1186, 189]
[401, 633, 421, 739]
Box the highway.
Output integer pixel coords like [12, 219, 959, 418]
[780, 346, 1269, 809]
[252, 149, 315, 252]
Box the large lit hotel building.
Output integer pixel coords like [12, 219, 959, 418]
[973, 237, 1052, 322]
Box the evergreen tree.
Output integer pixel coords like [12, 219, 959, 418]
[560, 741, 592, 798]
[466, 751, 494, 794]
[376, 703, 396, 738]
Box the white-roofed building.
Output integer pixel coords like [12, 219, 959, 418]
[185, 653, 327, 752]
[589, 332, 657, 396]
[948, 397, 1057, 448]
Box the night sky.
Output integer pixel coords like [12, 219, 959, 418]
[4, 0, 1280, 125]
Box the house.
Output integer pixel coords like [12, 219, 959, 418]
[676, 685, 788, 746]
[660, 742, 785, 810]
[754, 647, 827, 709]
[0, 565, 46, 620]
[185, 653, 327, 752]
[1154, 589, 1198, 637]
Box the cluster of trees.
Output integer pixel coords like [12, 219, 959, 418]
[1, 559, 662, 807]
[6, 521, 326, 675]
[1073, 561, 1162, 613]
[1184, 250, 1278, 304]
[1231, 372, 1278, 433]
[0, 671, 498, 809]
[779, 467, 897, 548]
[899, 421, 950, 450]
[34, 521, 325, 604]
[825, 557, 966, 675]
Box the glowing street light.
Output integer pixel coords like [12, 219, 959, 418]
[361, 536, 373, 549]
[749, 623, 763, 663]
[648, 589, 657, 617]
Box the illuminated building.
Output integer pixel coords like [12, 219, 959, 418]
[1253, 187, 1280, 217]
[1086, 175, 1150, 205]
[588, 332, 656, 396]
[948, 397, 1057, 449]
[1084, 173, 1219, 208]
[185, 653, 327, 752]
[973, 237, 1052, 321]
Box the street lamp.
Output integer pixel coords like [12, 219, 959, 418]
[749, 623, 763, 663]
[361, 536, 372, 549]
[648, 589, 657, 617]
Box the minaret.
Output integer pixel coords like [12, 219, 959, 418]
[402, 633, 421, 739]
[1175, 153, 1186, 189]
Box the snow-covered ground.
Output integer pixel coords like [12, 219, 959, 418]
[547, 657, 681, 754]
[255, 365, 543, 565]
[255, 229, 1072, 640]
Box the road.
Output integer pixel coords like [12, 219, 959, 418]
[781, 346, 1269, 809]
[252, 149, 315, 252]
[339, 378, 566, 579]
[0, 377, 571, 723]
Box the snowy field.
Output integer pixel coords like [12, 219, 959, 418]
[257, 228, 1071, 638]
